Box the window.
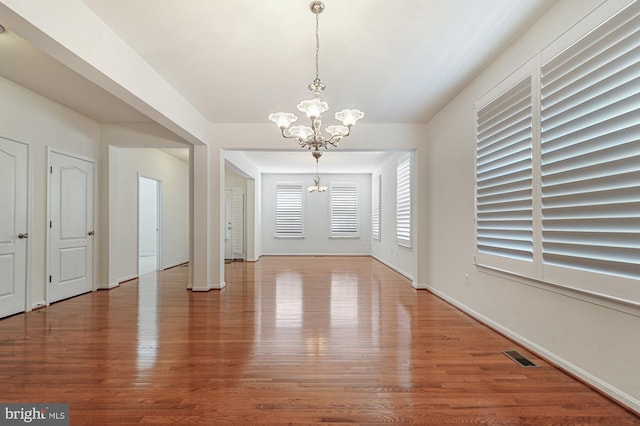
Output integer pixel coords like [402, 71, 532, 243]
[330, 183, 359, 237]
[372, 174, 381, 240]
[396, 155, 412, 247]
[275, 183, 304, 237]
[475, 0, 640, 305]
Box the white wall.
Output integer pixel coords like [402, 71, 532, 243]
[109, 147, 189, 283]
[262, 173, 371, 255]
[0, 75, 101, 309]
[424, 0, 640, 411]
[371, 152, 415, 280]
[225, 167, 247, 188]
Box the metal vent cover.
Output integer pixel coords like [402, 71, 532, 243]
[503, 350, 538, 367]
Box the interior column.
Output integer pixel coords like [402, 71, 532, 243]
[190, 144, 211, 290]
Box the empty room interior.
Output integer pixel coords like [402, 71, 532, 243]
[0, 0, 638, 424]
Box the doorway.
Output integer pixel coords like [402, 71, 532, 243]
[138, 176, 161, 275]
[224, 187, 245, 261]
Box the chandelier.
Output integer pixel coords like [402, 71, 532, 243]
[269, 1, 364, 160]
[307, 156, 328, 193]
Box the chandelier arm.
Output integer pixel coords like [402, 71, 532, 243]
[326, 138, 341, 148]
[279, 128, 298, 139]
[279, 128, 312, 148]
[326, 126, 352, 146]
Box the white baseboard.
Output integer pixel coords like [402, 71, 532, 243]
[261, 252, 371, 257]
[412, 281, 428, 289]
[191, 287, 210, 292]
[370, 255, 414, 282]
[118, 274, 138, 284]
[163, 260, 189, 270]
[211, 281, 226, 290]
[98, 281, 120, 290]
[426, 284, 640, 414]
[31, 301, 46, 310]
[192, 281, 226, 291]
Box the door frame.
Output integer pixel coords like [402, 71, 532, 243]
[137, 173, 162, 274]
[46, 148, 97, 305]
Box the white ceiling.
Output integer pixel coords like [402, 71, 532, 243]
[77, 0, 556, 124]
[0, 0, 557, 170]
[0, 28, 149, 123]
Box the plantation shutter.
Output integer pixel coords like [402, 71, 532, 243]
[476, 76, 534, 263]
[331, 183, 359, 237]
[275, 183, 304, 237]
[396, 155, 412, 247]
[372, 174, 381, 240]
[540, 2, 640, 280]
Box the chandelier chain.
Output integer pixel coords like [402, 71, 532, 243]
[315, 13, 320, 82]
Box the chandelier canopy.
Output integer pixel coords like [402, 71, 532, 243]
[269, 1, 364, 159]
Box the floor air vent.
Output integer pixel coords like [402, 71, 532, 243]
[503, 350, 538, 367]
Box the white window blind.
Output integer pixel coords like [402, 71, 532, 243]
[396, 155, 412, 247]
[474, 0, 640, 305]
[372, 174, 381, 240]
[540, 2, 640, 282]
[476, 77, 534, 263]
[330, 183, 359, 237]
[275, 183, 304, 237]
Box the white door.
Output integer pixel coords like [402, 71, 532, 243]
[0, 138, 28, 318]
[224, 189, 233, 260]
[49, 152, 94, 303]
[224, 188, 245, 260]
[231, 191, 245, 259]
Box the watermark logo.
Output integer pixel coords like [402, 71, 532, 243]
[0, 404, 68, 425]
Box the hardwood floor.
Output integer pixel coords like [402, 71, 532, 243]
[1, 256, 638, 425]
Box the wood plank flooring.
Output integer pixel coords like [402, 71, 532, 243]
[0, 256, 638, 425]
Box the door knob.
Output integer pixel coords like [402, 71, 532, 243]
[88, 231, 95, 236]
[18, 232, 28, 239]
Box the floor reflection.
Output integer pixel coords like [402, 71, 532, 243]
[136, 274, 159, 374]
[275, 271, 303, 328]
[330, 272, 358, 327]
[252, 258, 403, 369]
